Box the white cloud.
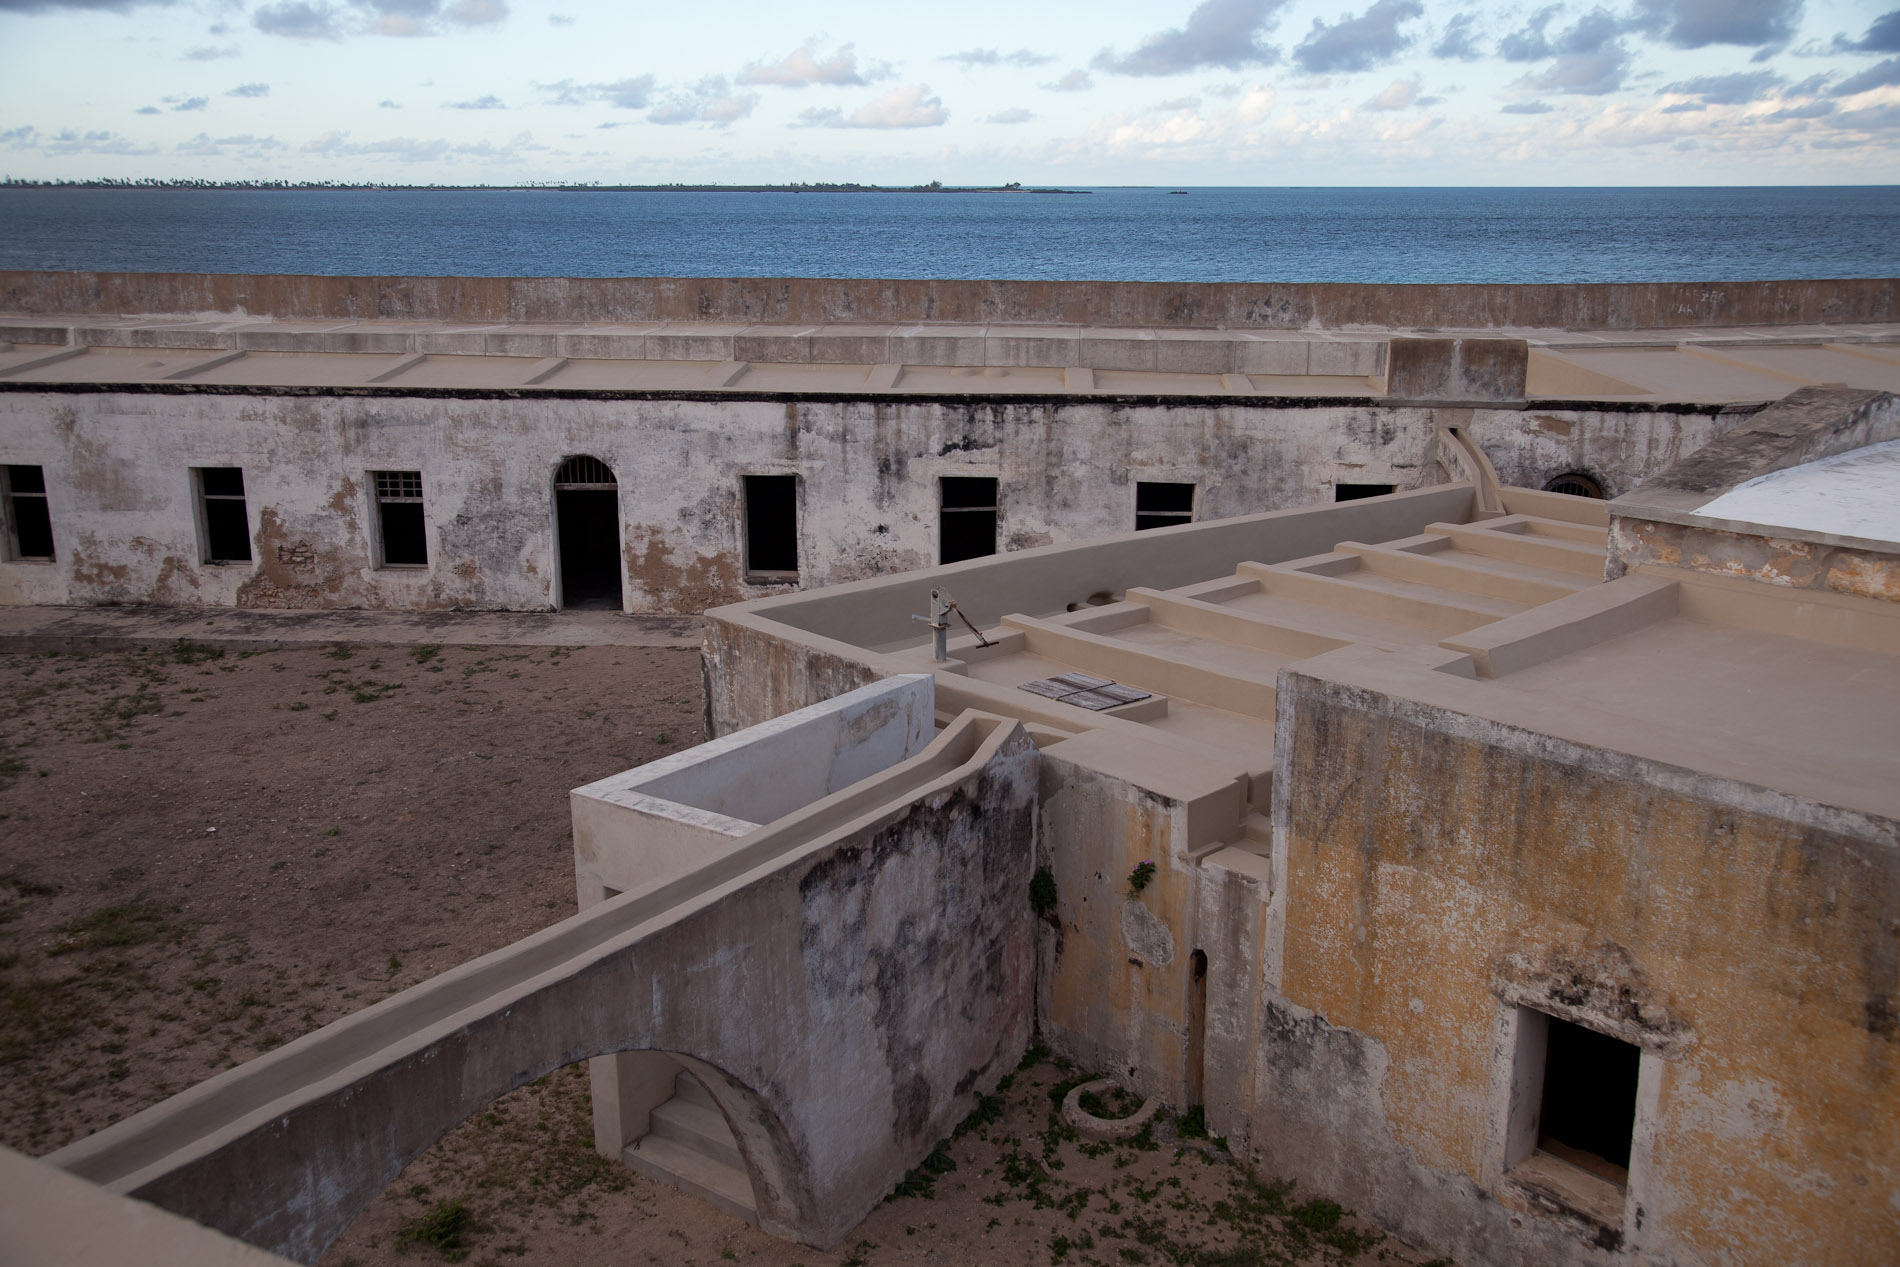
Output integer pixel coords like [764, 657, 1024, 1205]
[649, 77, 758, 126]
[1043, 69, 1095, 92]
[738, 42, 892, 88]
[797, 84, 948, 129]
[987, 107, 1036, 124]
[1093, 0, 1291, 76]
[1365, 77, 1421, 111]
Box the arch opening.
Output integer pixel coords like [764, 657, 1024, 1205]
[1543, 470, 1606, 499]
[553, 455, 623, 610]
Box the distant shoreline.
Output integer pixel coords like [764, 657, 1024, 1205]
[0, 180, 1089, 195]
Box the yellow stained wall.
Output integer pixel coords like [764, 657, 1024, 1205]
[1278, 683, 1899, 1264]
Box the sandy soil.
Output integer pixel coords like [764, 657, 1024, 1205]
[0, 640, 1445, 1267]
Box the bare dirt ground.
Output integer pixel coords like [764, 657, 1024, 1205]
[0, 639, 1445, 1267]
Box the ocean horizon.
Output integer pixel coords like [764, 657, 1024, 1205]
[2, 184, 1896, 285]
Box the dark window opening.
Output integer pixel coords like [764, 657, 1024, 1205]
[1135, 481, 1195, 531]
[1335, 482, 1396, 501]
[743, 475, 798, 578]
[1539, 1015, 1640, 1179]
[195, 466, 252, 564]
[373, 470, 427, 568]
[940, 476, 998, 564]
[4, 465, 54, 561]
[1544, 471, 1606, 499]
[554, 456, 622, 610]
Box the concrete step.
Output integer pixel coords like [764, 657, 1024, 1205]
[650, 1097, 746, 1171]
[622, 1134, 758, 1226]
[674, 1070, 718, 1110]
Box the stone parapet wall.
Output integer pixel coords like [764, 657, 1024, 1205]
[4, 271, 1895, 331]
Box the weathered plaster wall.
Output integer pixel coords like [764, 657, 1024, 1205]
[1261, 667, 1900, 1267]
[1467, 404, 1748, 502]
[1608, 518, 1900, 603]
[5, 271, 1893, 331]
[1, 387, 1740, 614]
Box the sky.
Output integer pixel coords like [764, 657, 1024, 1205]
[1, 0, 1897, 185]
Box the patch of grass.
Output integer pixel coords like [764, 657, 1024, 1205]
[0, 865, 57, 898]
[1078, 1086, 1144, 1121]
[53, 898, 170, 954]
[410, 645, 441, 664]
[394, 1197, 474, 1261]
[1176, 1104, 1208, 1139]
[287, 701, 309, 712]
[170, 639, 224, 665]
[1291, 1196, 1342, 1232]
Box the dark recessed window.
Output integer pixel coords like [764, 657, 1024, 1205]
[373, 470, 427, 568]
[940, 476, 998, 564]
[743, 474, 798, 579]
[1544, 472, 1606, 499]
[1538, 1015, 1640, 1177]
[194, 466, 252, 564]
[1135, 481, 1195, 531]
[4, 465, 55, 561]
[1335, 482, 1396, 501]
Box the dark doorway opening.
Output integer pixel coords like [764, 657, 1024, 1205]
[1544, 471, 1607, 499]
[743, 474, 798, 579]
[940, 476, 998, 564]
[1539, 1015, 1640, 1177]
[554, 456, 623, 610]
[1187, 949, 1208, 1106]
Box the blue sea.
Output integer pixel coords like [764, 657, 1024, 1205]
[1, 186, 1895, 283]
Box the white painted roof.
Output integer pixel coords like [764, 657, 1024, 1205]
[1695, 439, 1900, 544]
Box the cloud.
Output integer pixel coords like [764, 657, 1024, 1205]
[182, 44, 238, 61]
[379, 99, 401, 108]
[737, 41, 892, 88]
[227, 82, 270, 98]
[136, 105, 161, 114]
[942, 47, 1055, 68]
[1500, 7, 1635, 96]
[986, 107, 1035, 123]
[0, 0, 175, 11]
[1433, 12, 1482, 60]
[1294, 0, 1422, 74]
[253, 0, 507, 41]
[537, 76, 655, 109]
[1043, 69, 1095, 92]
[252, 1, 343, 39]
[1500, 100, 1555, 113]
[445, 93, 504, 109]
[796, 83, 948, 128]
[2, 126, 159, 156]
[1365, 76, 1421, 110]
[548, 11, 572, 25]
[1769, 99, 1835, 119]
[176, 132, 287, 156]
[1835, 57, 1900, 95]
[1835, 10, 1900, 53]
[1635, 0, 1802, 51]
[1661, 70, 1781, 104]
[301, 127, 546, 162]
[648, 76, 758, 126]
[1092, 0, 1290, 76]
[171, 96, 209, 111]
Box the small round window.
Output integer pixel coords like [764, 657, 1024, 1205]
[1543, 471, 1605, 499]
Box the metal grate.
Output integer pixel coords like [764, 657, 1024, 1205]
[373, 470, 423, 502]
[1543, 472, 1606, 499]
[554, 455, 618, 489]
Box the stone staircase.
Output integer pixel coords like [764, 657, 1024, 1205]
[621, 1069, 758, 1226]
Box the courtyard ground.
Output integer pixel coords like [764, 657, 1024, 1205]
[0, 638, 1445, 1267]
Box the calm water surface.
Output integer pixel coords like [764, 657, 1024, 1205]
[1, 186, 1894, 282]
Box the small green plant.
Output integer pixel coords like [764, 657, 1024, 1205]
[1176, 1104, 1207, 1138]
[287, 701, 308, 712]
[410, 645, 441, 664]
[1078, 1086, 1144, 1121]
[1128, 860, 1156, 894]
[394, 1197, 473, 1261]
[1291, 1196, 1343, 1232]
[1029, 866, 1058, 916]
[54, 899, 169, 954]
[170, 638, 224, 665]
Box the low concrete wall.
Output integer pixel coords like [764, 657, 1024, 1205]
[4, 271, 1893, 330]
[49, 712, 1038, 1260]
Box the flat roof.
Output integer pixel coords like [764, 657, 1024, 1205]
[2, 314, 1897, 404]
[1695, 439, 1900, 543]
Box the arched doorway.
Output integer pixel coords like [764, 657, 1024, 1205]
[554, 456, 623, 610]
